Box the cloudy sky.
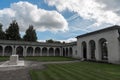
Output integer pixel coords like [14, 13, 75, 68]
[0, 0, 120, 42]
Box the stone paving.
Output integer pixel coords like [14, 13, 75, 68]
[0, 60, 80, 80]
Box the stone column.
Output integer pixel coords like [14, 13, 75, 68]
[95, 41, 101, 61]
[40, 47, 42, 56]
[47, 47, 49, 56]
[68, 47, 70, 57]
[79, 42, 83, 59]
[33, 47, 35, 56]
[53, 48, 55, 56]
[23, 46, 27, 57]
[12, 45, 16, 55]
[39, 47, 41, 56]
[87, 42, 90, 60]
[15, 46, 17, 55]
[2, 45, 5, 56]
[60, 47, 63, 56]
[26, 46, 28, 56]
[64, 48, 66, 56]
[72, 47, 74, 57]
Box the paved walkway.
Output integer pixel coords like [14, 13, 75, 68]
[0, 60, 80, 80]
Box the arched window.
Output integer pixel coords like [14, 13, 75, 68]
[27, 47, 33, 56]
[66, 48, 68, 57]
[63, 48, 65, 56]
[5, 46, 12, 56]
[99, 38, 108, 60]
[89, 40, 96, 60]
[55, 48, 60, 56]
[69, 47, 73, 57]
[0, 46, 3, 56]
[42, 47, 47, 56]
[49, 48, 54, 56]
[82, 41, 87, 59]
[16, 46, 23, 56]
[35, 47, 41, 56]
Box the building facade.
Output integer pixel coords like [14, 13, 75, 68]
[76, 25, 120, 64]
[0, 40, 76, 57]
[0, 25, 120, 64]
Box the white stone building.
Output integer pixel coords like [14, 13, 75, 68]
[76, 25, 120, 64]
[0, 25, 120, 64]
[0, 40, 76, 57]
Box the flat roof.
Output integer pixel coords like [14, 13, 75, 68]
[0, 40, 76, 46]
[76, 25, 120, 38]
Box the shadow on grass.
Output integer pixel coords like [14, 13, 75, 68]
[24, 56, 77, 62]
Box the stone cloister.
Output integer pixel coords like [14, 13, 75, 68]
[0, 40, 75, 57]
[0, 25, 120, 64]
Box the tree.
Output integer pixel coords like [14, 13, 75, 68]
[63, 41, 66, 44]
[46, 39, 61, 43]
[6, 20, 21, 40]
[46, 39, 54, 43]
[23, 25, 37, 42]
[54, 41, 61, 43]
[0, 23, 6, 40]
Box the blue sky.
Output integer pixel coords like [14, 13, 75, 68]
[0, 0, 120, 42]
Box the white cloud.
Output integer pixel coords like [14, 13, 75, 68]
[37, 40, 46, 42]
[45, 0, 120, 27]
[0, 1, 68, 32]
[97, 0, 120, 11]
[37, 38, 76, 43]
[58, 38, 77, 43]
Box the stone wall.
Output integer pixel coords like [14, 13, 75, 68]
[77, 27, 120, 64]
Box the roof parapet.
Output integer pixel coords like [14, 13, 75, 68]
[76, 25, 120, 39]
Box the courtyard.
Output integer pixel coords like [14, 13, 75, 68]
[0, 56, 120, 80]
[0, 0, 120, 80]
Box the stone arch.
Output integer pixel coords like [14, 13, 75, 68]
[63, 48, 65, 56]
[69, 47, 73, 57]
[89, 40, 96, 60]
[16, 46, 23, 56]
[49, 48, 54, 56]
[5, 46, 12, 56]
[0, 46, 3, 56]
[27, 47, 33, 56]
[55, 48, 60, 56]
[99, 38, 108, 60]
[82, 41, 87, 59]
[35, 47, 41, 56]
[66, 48, 68, 57]
[42, 47, 47, 56]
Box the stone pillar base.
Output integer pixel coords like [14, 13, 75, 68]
[9, 55, 18, 65]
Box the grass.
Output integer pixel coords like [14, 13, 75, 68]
[24, 56, 76, 61]
[30, 62, 120, 80]
[0, 56, 9, 61]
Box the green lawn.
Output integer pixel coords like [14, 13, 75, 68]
[0, 56, 9, 61]
[30, 62, 120, 80]
[24, 56, 76, 61]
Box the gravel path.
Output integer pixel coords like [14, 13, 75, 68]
[0, 60, 80, 80]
